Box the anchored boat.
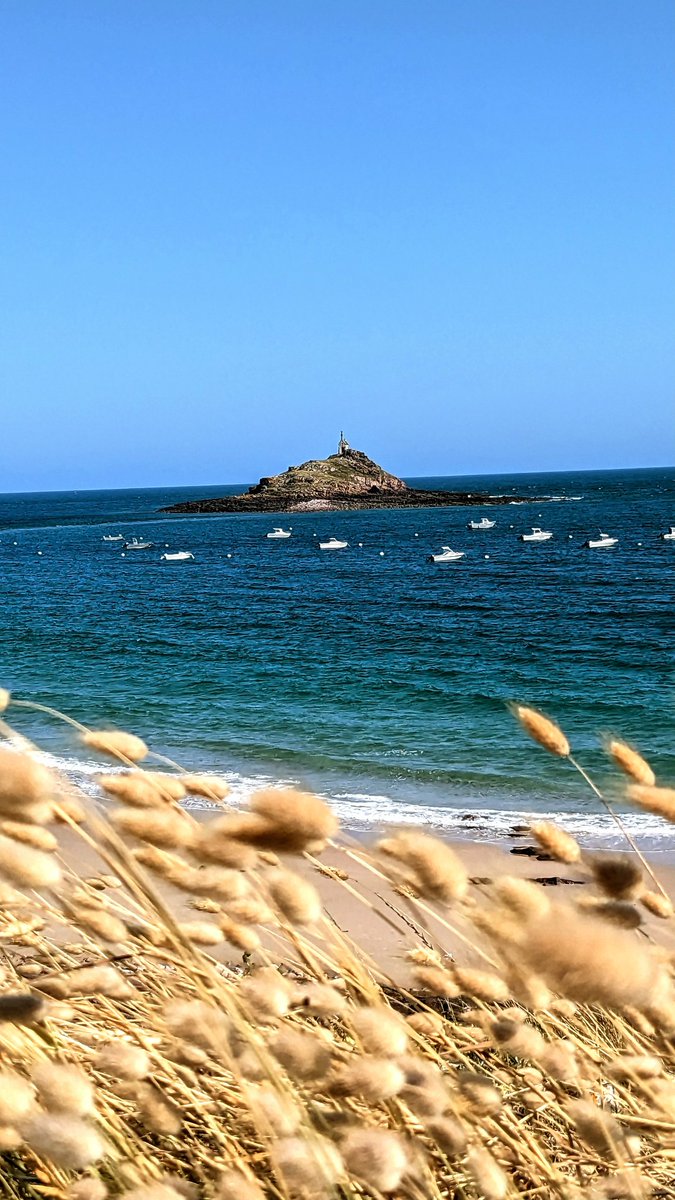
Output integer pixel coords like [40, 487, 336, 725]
[429, 546, 465, 562]
[519, 527, 553, 542]
[584, 533, 618, 549]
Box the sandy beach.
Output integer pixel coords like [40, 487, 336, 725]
[36, 809, 675, 985]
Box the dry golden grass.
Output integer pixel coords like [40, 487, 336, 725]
[0, 699, 671, 1198]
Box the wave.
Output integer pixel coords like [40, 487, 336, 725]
[31, 746, 673, 850]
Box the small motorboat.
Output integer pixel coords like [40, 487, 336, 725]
[467, 517, 495, 530]
[661, 526, 675, 541]
[319, 538, 348, 550]
[519, 527, 553, 542]
[266, 528, 292, 539]
[160, 551, 194, 562]
[429, 546, 465, 562]
[584, 532, 618, 549]
[102, 534, 124, 542]
[123, 538, 154, 550]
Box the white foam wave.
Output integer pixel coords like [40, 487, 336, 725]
[28, 746, 673, 849]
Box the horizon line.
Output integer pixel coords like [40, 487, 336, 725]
[0, 462, 672, 499]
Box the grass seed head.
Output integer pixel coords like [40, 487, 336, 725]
[111, 807, 194, 849]
[406, 1010, 445, 1038]
[271, 1135, 343, 1196]
[627, 785, 675, 822]
[68, 1182, 108, 1200]
[608, 740, 656, 786]
[411, 964, 460, 998]
[530, 821, 581, 863]
[72, 902, 128, 943]
[0, 992, 45, 1023]
[467, 1148, 508, 1200]
[96, 1042, 150, 1081]
[218, 914, 260, 952]
[567, 1099, 626, 1159]
[250, 787, 339, 851]
[292, 983, 346, 1016]
[163, 999, 230, 1050]
[0, 1069, 36, 1124]
[131, 771, 186, 800]
[641, 890, 674, 919]
[177, 920, 224, 945]
[239, 968, 293, 1019]
[270, 1028, 332, 1080]
[458, 1071, 502, 1114]
[214, 1171, 264, 1200]
[605, 1054, 663, 1081]
[0, 835, 61, 888]
[180, 774, 231, 800]
[351, 1006, 408, 1056]
[68, 965, 132, 998]
[330, 1056, 406, 1101]
[99, 775, 170, 809]
[192, 823, 257, 868]
[0, 821, 58, 851]
[493, 875, 551, 920]
[590, 854, 644, 901]
[82, 729, 148, 763]
[513, 705, 570, 757]
[135, 1083, 182, 1136]
[491, 1018, 547, 1060]
[453, 967, 511, 1003]
[21, 1113, 106, 1169]
[0, 748, 57, 820]
[341, 1129, 407, 1193]
[32, 1062, 94, 1116]
[246, 1085, 301, 1136]
[522, 906, 664, 1008]
[225, 895, 275, 925]
[377, 831, 468, 903]
[133, 845, 194, 887]
[268, 870, 322, 926]
[427, 1116, 467, 1158]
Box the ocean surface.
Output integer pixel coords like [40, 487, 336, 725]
[0, 466, 672, 849]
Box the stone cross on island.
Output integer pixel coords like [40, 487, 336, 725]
[338, 431, 350, 456]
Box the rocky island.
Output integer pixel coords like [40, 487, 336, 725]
[161, 434, 521, 515]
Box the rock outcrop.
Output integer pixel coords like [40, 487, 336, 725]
[160, 441, 518, 514]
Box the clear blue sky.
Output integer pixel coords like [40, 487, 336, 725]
[0, 1, 672, 491]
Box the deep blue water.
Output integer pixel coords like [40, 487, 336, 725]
[0, 466, 672, 846]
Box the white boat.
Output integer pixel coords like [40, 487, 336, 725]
[160, 551, 194, 562]
[661, 526, 675, 541]
[584, 532, 618, 549]
[429, 546, 465, 562]
[319, 538, 348, 550]
[123, 538, 153, 550]
[102, 534, 124, 542]
[467, 517, 495, 530]
[266, 527, 292, 539]
[519, 527, 553, 542]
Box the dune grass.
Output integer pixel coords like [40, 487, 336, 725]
[0, 695, 671, 1198]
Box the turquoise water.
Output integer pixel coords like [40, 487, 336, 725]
[0, 466, 672, 846]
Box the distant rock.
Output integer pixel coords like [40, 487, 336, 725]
[160, 436, 525, 515]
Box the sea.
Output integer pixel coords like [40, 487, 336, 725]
[0, 466, 672, 849]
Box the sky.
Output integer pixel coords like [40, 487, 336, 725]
[0, 1, 673, 491]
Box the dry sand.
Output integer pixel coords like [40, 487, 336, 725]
[39, 811, 675, 987]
